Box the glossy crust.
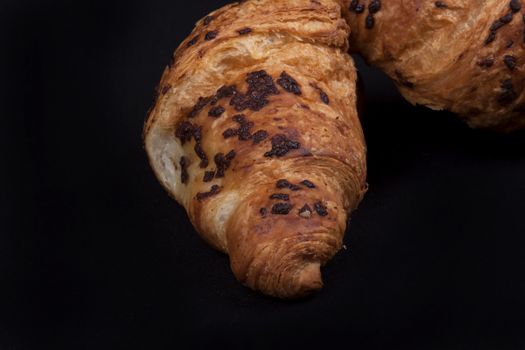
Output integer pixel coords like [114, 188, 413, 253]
[144, 0, 367, 298]
[342, 0, 525, 132]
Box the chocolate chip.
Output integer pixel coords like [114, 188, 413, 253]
[498, 79, 518, 105]
[365, 13, 375, 29]
[222, 128, 237, 139]
[175, 121, 195, 144]
[264, 134, 300, 158]
[251, 130, 268, 145]
[180, 157, 190, 184]
[189, 96, 212, 118]
[187, 35, 199, 47]
[196, 185, 221, 201]
[203, 15, 214, 25]
[435, 1, 448, 8]
[314, 201, 328, 216]
[506, 40, 514, 48]
[277, 71, 302, 95]
[237, 122, 254, 141]
[194, 142, 209, 168]
[271, 202, 292, 215]
[485, 31, 497, 45]
[349, 0, 365, 13]
[510, 0, 521, 13]
[208, 106, 225, 117]
[319, 89, 329, 104]
[205, 30, 218, 40]
[301, 180, 316, 189]
[192, 126, 203, 142]
[214, 150, 236, 178]
[270, 193, 290, 201]
[500, 12, 514, 24]
[238, 27, 252, 35]
[229, 70, 279, 112]
[276, 179, 301, 191]
[478, 57, 495, 68]
[504, 55, 517, 71]
[203, 171, 215, 182]
[368, 0, 381, 14]
[216, 85, 238, 100]
[277, 179, 291, 189]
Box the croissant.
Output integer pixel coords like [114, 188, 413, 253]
[342, 0, 525, 132]
[144, 0, 367, 298]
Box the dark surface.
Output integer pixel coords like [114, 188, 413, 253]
[1, 1, 525, 349]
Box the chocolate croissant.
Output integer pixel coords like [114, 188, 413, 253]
[144, 0, 367, 298]
[343, 0, 525, 132]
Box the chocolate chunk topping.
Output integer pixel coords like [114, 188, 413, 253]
[233, 114, 247, 124]
[276, 179, 301, 191]
[203, 15, 214, 25]
[510, 0, 521, 13]
[214, 150, 236, 178]
[192, 126, 203, 142]
[175, 121, 196, 144]
[270, 193, 290, 201]
[194, 142, 209, 168]
[277, 71, 302, 95]
[503, 55, 517, 71]
[485, 31, 496, 45]
[251, 130, 268, 145]
[203, 171, 215, 182]
[365, 14, 375, 29]
[180, 157, 190, 184]
[500, 12, 514, 24]
[260, 208, 268, 217]
[299, 204, 312, 218]
[238, 27, 252, 35]
[498, 79, 518, 105]
[230, 70, 279, 112]
[196, 185, 221, 201]
[264, 134, 300, 158]
[277, 179, 291, 189]
[222, 128, 237, 139]
[187, 36, 199, 47]
[368, 0, 381, 13]
[216, 85, 238, 100]
[319, 89, 330, 104]
[435, 1, 448, 8]
[478, 57, 495, 68]
[349, 0, 365, 13]
[486, 12, 515, 45]
[205, 30, 218, 41]
[271, 203, 292, 215]
[208, 105, 225, 117]
[189, 96, 212, 118]
[314, 201, 328, 216]
[301, 180, 316, 189]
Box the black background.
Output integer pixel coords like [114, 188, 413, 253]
[2, 0, 525, 349]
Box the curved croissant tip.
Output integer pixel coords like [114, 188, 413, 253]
[294, 262, 323, 297]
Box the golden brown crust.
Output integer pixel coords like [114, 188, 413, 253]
[144, 0, 367, 298]
[342, 0, 525, 132]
